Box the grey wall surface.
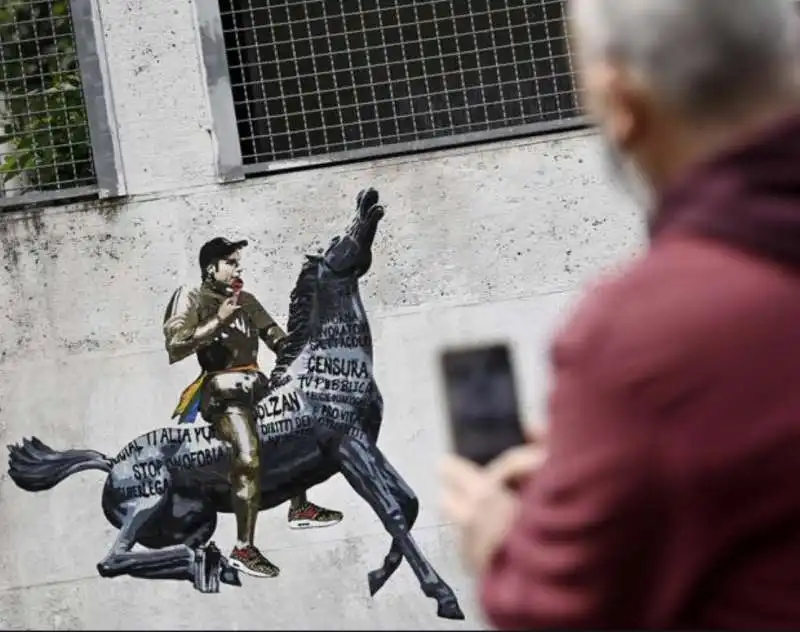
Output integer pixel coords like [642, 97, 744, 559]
[0, 0, 644, 629]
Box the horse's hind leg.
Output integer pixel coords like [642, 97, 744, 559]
[97, 495, 239, 593]
[335, 436, 464, 620]
[366, 458, 418, 597]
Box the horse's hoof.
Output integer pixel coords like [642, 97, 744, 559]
[220, 565, 242, 587]
[367, 569, 386, 597]
[437, 599, 465, 621]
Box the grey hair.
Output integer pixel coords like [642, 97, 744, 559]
[570, 0, 800, 120]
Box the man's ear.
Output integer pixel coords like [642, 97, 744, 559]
[205, 264, 216, 279]
[604, 62, 650, 152]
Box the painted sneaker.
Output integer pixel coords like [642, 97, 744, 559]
[288, 501, 344, 530]
[229, 544, 280, 578]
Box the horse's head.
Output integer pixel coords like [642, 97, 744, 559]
[272, 187, 385, 378]
[320, 187, 385, 279]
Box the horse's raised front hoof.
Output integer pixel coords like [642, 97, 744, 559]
[367, 568, 387, 597]
[437, 597, 466, 621]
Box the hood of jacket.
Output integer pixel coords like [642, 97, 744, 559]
[651, 109, 800, 269]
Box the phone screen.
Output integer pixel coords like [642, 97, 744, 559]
[440, 343, 526, 466]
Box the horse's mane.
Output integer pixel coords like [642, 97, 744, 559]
[270, 256, 320, 380]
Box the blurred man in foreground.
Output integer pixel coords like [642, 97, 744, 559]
[441, 0, 800, 628]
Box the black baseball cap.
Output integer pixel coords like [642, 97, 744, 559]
[198, 237, 248, 271]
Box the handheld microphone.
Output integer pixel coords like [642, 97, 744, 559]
[231, 277, 243, 305]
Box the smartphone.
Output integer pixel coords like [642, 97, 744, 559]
[439, 342, 526, 466]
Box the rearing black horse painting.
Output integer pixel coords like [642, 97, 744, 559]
[6, 188, 464, 621]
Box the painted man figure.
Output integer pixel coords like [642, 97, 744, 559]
[163, 237, 343, 578]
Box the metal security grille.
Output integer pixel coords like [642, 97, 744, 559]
[0, 0, 96, 199]
[219, 0, 582, 172]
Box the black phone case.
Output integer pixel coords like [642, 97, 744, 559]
[440, 343, 526, 465]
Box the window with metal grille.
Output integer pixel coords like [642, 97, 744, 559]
[218, 0, 583, 173]
[0, 0, 121, 209]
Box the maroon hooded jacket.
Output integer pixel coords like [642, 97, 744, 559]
[480, 111, 800, 630]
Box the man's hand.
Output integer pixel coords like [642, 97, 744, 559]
[440, 455, 520, 574]
[217, 297, 241, 322]
[487, 439, 547, 489]
[439, 431, 547, 575]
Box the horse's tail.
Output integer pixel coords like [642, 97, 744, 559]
[6, 436, 112, 492]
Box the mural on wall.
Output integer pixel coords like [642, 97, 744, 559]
[6, 188, 465, 620]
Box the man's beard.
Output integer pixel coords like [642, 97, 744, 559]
[599, 133, 657, 228]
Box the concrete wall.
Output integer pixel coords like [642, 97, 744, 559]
[0, 0, 644, 629]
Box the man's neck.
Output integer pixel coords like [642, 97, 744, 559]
[651, 97, 800, 194]
[203, 278, 232, 296]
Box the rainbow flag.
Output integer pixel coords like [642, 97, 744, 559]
[172, 374, 206, 424]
